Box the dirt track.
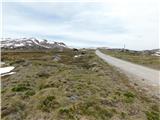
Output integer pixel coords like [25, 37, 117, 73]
[96, 50, 160, 97]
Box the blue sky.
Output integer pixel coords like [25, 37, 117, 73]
[1, 0, 159, 50]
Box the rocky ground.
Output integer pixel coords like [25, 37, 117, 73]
[1, 49, 160, 120]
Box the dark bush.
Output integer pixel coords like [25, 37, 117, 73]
[12, 84, 30, 92]
[146, 111, 160, 120]
[38, 96, 59, 112]
[123, 91, 135, 103]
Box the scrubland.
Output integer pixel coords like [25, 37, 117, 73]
[1, 49, 159, 120]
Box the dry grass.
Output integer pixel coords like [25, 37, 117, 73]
[99, 49, 160, 70]
[1, 49, 160, 120]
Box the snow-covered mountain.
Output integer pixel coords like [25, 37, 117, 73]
[1, 38, 67, 50]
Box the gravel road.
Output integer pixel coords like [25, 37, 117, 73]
[96, 50, 160, 97]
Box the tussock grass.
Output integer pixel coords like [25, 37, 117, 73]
[1, 49, 160, 120]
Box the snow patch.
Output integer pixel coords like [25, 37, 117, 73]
[0, 66, 15, 76]
[74, 55, 81, 58]
[14, 43, 24, 47]
[32, 39, 50, 48]
[1, 38, 67, 49]
[1, 72, 16, 77]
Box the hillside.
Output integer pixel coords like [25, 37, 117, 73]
[1, 38, 67, 51]
[1, 48, 159, 120]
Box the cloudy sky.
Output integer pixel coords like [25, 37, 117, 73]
[1, 0, 159, 50]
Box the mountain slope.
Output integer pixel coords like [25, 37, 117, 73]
[1, 38, 67, 50]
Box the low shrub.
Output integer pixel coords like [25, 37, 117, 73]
[121, 112, 127, 119]
[12, 84, 30, 92]
[58, 107, 75, 118]
[38, 96, 59, 112]
[123, 91, 135, 103]
[146, 111, 160, 120]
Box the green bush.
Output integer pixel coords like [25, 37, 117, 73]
[58, 107, 75, 118]
[121, 112, 127, 119]
[38, 96, 59, 112]
[123, 91, 135, 103]
[146, 111, 160, 120]
[59, 107, 70, 114]
[12, 84, 30, 92]
[124, 91, 135, 98]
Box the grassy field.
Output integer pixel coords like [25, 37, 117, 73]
[99, 49, 160, 70]
[1, 49, 160, 120]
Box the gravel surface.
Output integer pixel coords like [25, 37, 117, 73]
[96, 50, 160, 97]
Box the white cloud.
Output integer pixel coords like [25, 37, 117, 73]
[2, 0, 159, 50]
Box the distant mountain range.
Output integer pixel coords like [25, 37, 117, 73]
[0, 38, 67, 50]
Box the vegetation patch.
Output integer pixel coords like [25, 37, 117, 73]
[123, 91, 135, 103]
[1, 49, 159, 120]
[25, 90, 35, 96]
[12, 84, 31, 92]
[146, 111, 160, 120]
[146, 104, 160, 120]
[38, 96, 59, 112]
